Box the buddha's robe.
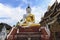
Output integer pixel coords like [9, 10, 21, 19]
[25, 13, 35, 23]
[21, 13, 35, 27]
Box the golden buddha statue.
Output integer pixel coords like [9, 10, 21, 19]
[19, 5, 40, 28]
[24, 5, 35, 23]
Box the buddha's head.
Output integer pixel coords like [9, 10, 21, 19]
[26, 5, 31, 14]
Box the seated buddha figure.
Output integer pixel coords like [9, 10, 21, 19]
[20, 5, 40, 27]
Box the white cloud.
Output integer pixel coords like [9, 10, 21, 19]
[49, 0, 60, 6]
[22, 0, 32, 5]
[0, 3, 44, 26]
[0, 3, 26, 26]
[32, 6, 45, 23]
[57, 0, 60, 3]
[48, 0, 55, 6]
[22, 0, 28, 4]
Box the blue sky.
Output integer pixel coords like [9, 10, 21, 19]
[0, 0, 51, 8]
[0, 0, 59, 26]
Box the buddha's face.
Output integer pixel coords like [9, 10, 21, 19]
[26, 8, 31, 13]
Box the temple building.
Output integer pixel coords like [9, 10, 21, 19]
[40, 0, 60, 40]
[6, 5, 50, 40]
